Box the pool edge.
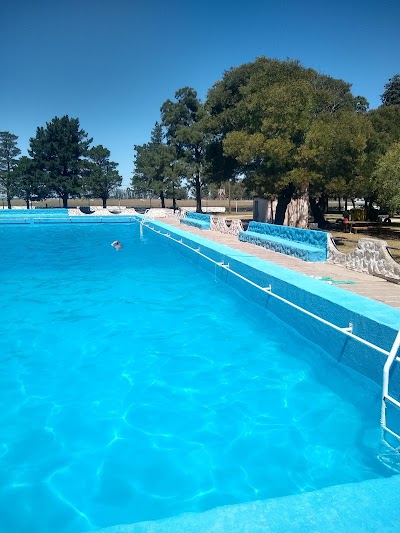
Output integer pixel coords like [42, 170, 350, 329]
[91, 474, 400, 532]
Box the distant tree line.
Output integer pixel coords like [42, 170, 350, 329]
[0, 116, 122, 208]
[132, 58, 400, 225]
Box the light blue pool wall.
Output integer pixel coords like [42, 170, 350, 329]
[0, 215, 137, 224]
[143, 219, 400, 389]
[0, 208, 70, 216]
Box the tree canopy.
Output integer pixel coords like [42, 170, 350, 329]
[85, 145, 122, 208]
[381, 74, 400, 106]
[29, 115, 92, 208]
[375, 143, 400, 213]
[130, 58, 400, 222]
[206, 57, 362, 223]
[160, 87, 209, 212]
[14, 156, 48, 208]
[132, 123, 177, 208]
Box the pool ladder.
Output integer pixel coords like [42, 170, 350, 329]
[381, 329, 400, 450]
[139, 210, 154, 236]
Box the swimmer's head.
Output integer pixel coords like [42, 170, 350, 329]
[111, 240, 122, 250]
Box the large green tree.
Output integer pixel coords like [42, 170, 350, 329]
[374, 143, 400, 213]
[381, 74, 400, 107]
[29, 116, 92, 208]
[369, 105, 400, 153]
[206, 57, 361, 224]
[205, 61, 257, 190]
[363, 103, 400, 207]
[85, 145, 122, 208]
[0, 131, 21, 209]
[298, 112, 373, 223]
[161, 88, 209, 212]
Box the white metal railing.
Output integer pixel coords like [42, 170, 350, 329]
[140, 210, 155, 227]
[381, 329, 400, 449]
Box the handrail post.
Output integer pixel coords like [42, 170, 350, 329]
[381, 329, 400, 446]
[382, 329, 400, 400]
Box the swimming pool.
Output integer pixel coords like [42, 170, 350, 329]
[0, 222, 395, 532]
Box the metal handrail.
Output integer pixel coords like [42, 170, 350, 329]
[381, 330, 400, 446]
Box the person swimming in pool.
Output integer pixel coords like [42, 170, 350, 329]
[111, 240, 122, 251]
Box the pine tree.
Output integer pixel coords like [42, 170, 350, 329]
[85, 145, 122, 208]
[381, 74, 400, 106]
[0, 131, 21, 209]
[29, 116, 92, 208]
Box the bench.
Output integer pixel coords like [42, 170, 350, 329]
[180, 212, 211, 230]
[352, 225, 381, 235]
[239, 221, 328, 262]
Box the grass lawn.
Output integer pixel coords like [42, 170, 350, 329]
[328, 219, 400, 264]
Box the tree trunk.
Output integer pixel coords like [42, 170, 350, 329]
[160, 191, 165, 208]
[309, 196, 327, 228]
[172, 183, 177, 211]
[338, 197, 341, 212]
[26, 199, 30, 209]
[102, 197, 107, 208]
[367, 200, 378, 221]
[195, 173, 202, 212]
[62, 195, 68, 208]
[274, 184, 295, 225]
[7, 197, 11, 209]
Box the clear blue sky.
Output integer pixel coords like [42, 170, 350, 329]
[1, 0, 399, 186]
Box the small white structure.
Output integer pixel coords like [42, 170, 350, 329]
[253, 197, 273, 223]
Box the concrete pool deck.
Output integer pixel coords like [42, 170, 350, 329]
[159, 218, 400, 309]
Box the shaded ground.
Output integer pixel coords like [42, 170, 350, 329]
[327, 218, 400, 264]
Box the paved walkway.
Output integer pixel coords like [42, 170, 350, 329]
[159, 218, 400, 309]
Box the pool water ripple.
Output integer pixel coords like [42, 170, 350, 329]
[0, 223, 392, 532]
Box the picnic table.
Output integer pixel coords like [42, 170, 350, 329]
[343, 221, 382, 234]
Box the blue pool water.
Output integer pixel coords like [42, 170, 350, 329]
[0, 223, 391, 532]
